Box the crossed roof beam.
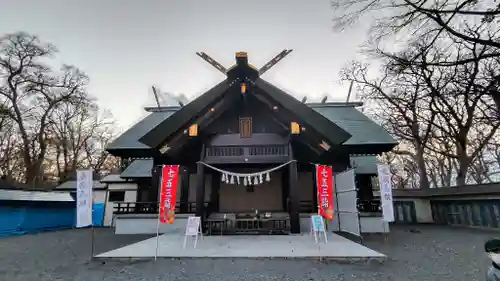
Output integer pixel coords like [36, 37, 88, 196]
[195, 49, 293, 77]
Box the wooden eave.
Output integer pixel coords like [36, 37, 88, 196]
[139, 79, 238, 150]
[251, 78, 352, 146]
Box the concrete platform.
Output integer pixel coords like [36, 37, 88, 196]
[96, 233, 386, 261]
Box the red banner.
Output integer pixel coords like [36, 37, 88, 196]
[159, 165, 180, 224]
[316, 165, 334, 220]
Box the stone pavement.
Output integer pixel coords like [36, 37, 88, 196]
[96, 232, 385, 260]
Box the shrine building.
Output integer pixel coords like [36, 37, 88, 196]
[105, 51, 397, 235]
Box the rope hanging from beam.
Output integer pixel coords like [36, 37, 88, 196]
[197, 160, 296, 186]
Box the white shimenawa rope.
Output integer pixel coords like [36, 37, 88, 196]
[197, 160, 296, 177]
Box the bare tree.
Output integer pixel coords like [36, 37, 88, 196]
[416, 40, 500, 185]
[0, 116, 24, 181]
[0, 32, 90, 187]
[331, 0, 500, 55]
[46, 100, 117, 181]
[82, 109, 120, 176]
[341, 60, 435, 188]
[343, 27, 500, 186]
[334, 0, 500, 113]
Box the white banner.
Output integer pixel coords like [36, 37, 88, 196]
[377, 164, 395, 222]
[76, 169, 93, 228]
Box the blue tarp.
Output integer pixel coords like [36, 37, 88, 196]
[0, 206, 27, 236]
[92, 203, 105, 227]
[0, 203, 106, 237]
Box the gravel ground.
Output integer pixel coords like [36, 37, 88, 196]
[0, 225, 496, 281]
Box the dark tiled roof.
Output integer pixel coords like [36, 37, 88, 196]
[310, 105, 397, 146]
[108, 102, 395, 153]
[139, 78, 353, 150]
[120, 159, 153, 178]
[351, 156, 379, 174]
[54, 180, 107, 190]
[139, 80, 234, 149]
[107, 109, 177, 151]
[100, 174, 128, 183]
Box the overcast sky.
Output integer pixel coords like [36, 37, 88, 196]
[0, 0, 370, 129]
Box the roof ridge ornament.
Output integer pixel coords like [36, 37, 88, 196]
[258, 49, 293, 76]
[235, 51, 247, 58]
[195, 50, 293, 78]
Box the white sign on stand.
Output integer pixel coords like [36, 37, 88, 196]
[310, 215, 328, 243]
[183, 216, 202, 249]
[377, 164, 395, 222]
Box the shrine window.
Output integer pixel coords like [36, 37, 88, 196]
[108, 191, 125, 202]
[239, 117, 252, 138]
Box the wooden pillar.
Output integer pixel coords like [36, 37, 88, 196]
[210, 172, 220, 213]
[149, 162, 161, 203]
[288, 143, 300, 234]
[136, 180, 149, 202]
[179, 167, 190, 213]
[312, 166, 318, 213]
[195, 145, 206, 226]
[195, 163, 205, 216]
[281, 169, 289, 211]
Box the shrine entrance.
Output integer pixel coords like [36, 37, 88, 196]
[200, 161, 296, 235]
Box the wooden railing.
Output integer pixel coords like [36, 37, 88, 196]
[205, 145, 289, 158]
[248, 146, 288, 156]
[206, 213, 291, 235]
[113, 200, 381, 216]
[299, 199, 382, 213]
[358, 200, 381, 213]
[113, 201, 209, 215]
[299, 200, 315, 213]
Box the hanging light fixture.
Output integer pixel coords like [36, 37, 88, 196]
[290, 121, 300, 135]
[241, 83, 247, 94]
[188, 124, 198, 137]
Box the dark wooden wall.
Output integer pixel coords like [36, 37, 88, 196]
[206, 95, 286, 135]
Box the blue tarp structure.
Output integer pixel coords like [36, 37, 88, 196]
[0, 204, 75, 236]
[0, 202, 106, 237]
[92, 203, 105, 227]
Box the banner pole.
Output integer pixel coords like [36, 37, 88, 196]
[89, 168, 95, 260]
[155, 210, 161, 260]
[91, 223, 96, 260]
